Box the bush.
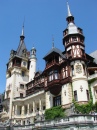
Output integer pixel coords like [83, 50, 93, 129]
[44, 106, 65, 120]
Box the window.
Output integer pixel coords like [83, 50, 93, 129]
[22, 71, 25, 77]
[43, 106, 45, 110]
[9, 72, 11, 77]
[16, 60, 21, 66]
[71, 65, 74, 76]
[37, 108, 39, 111]
[54, 70, 58, 79]
[48, 70, 58, 81]
[49, 71, 53, 81]
[83, 64, 86, 75]
[74, 91, 78, 101]
[20, 93, 23, 98]
[20, 84, 24, 89]
[86, 90, 89, 101]
[62, 66, 68, 79]
[66, 40, 69, 44]
[72, 36, 77, 42]
[53, 95, 61, 107]
[23, 61, 26, 66]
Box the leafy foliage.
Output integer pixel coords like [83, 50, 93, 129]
[92, 101, 97, 112]
[44, 106, 65, 120]
[74, 100, 92, 114]
[73, 78, 97, 114]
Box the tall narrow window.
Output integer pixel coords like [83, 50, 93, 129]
[74, 91, 78, 101]
[49, 71, 53, 81]
[65, 66, 68, 77]
[53, 95, 61, 107]
[83, 64, 86, 75]
[86, 90, 89, 101]
[62, 67, 68, 79]
[54, 70, 58, 79]
[22, 71, 25, 77]
[71, 65, 74, 76]
[20, 93, 23, 98]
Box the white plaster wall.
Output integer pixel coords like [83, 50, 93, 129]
[6, 76, 13, 91]
[45, 91, 53, 109]
[13, 72, 29, 98]
[62, 83, 72, 105]
[73, 80, 89, 101]
[29, 59, 36, 81]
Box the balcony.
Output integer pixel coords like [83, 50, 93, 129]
[61, 76, 72, 85]
[45, 61, 59, 70]
[47, 79, 60, 87]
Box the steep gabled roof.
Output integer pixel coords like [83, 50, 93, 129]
[43, 47, 66, 60]
[17, 40, 27, 57]
[16, 26, 27, 57]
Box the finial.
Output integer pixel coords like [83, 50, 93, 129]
[52, 35, 54, 48]
[21, 25, 24, 36]
[21, 17, 25, 36]
[67, 1, 72, 16]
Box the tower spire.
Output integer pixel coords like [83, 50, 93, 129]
[21, 25, 24, 36]
[67, 1, 72, 16]
[20, 25, 25, 40]
[66, 1, 74, 24]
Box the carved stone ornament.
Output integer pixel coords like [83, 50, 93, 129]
[76, 65, 82, 74]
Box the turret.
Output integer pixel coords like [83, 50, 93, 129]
[29, 47, 37, 81]
[63, 2, 85, 61]
[63, 2, 89, 104]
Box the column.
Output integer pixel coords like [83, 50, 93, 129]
[15, 105, 17, 115]
[12, 105, 15, 116]
[33, 101, 35, 113]
[22, 105, 25, 115]
[39, 99, 42, 111]
[27, 104, 29, 114]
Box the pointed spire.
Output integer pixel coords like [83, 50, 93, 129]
[20, 25, 25, 40]
[66, 1, 74, 24]
[21, 25, 24, 36]
[67, 1, 72, 16]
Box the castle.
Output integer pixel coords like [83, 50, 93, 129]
[0, 2, 97, 128]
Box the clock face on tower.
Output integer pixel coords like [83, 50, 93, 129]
[76, 65, 82, 74]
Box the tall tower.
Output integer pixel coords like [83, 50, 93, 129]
[29, 47, 37, 81]
[4, 26, 29, 119]
[63, 2, 89, 103]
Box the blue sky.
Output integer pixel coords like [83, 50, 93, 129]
[0, 0, 97, 93]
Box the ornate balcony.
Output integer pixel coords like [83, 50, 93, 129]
[45, 61, 59, 70]
[61, 76, 72, 85]
[47, 79, 60, 87]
